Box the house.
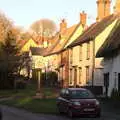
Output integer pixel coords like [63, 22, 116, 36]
[20, 38, 38, 53]
[30, 47, 46, 81]
[67, 0, 118, 92]
[44, 12, 86, 87]
[43, 20, 77, 87]
[96, 16, 120, 96]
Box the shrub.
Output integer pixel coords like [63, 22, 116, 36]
[111, 88, 120, 100]
[16, 81, 26, 89]
[41, 71, 58, 87]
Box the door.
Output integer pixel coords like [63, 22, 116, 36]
[63, 89, 71, 113]
[57, 88, 66, 112]
[104, 73, 109, 96]
[118, 73, 120, 91]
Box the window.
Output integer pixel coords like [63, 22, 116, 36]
[79, 67, 82, 84]
[74, 68, 77, 87]
[70, 90, 94, 99]
[86, 66, 89, 84]
[70, 48, 73, 64]
[86, 42, 90, 59]
[70, 69, 72, 84]
[79, 45, 82, 61]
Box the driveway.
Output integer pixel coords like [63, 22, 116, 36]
[1, 99, 120, 120]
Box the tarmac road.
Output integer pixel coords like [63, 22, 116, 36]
[1, 104, 120, 120]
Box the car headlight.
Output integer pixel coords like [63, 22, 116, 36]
[95, 100, 100, 105]
[73, 101, 81, 106]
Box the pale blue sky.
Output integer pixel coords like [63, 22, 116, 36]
[0, 0, 115, 30]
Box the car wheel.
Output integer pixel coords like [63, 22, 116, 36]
[57, 105, 63, 114]
[96, 112, 101, 118]
[67, 109, 74, 118]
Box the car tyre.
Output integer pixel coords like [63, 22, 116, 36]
[57, 105, 63, 114]
[96, 112, 101, 118]
[67, 109, 74, 118]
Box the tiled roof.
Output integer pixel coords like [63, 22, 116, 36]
[96, 19, 120, 57]
[44, 24, 78, 56]
[68, 14, 118, 48]
[43, 32, 60, 56]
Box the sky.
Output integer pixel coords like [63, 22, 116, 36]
[0, 0, 115, 30]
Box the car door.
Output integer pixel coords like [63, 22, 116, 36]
[62, 89, 71, 113]
[57, 88, 66, 112]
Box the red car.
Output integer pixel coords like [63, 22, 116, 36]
[57, 88, 101, 118]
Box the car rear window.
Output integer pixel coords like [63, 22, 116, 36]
[70, 90, 95, 99]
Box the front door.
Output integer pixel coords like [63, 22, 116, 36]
[118, 73, 120, 91]
[104, 73, 109, 97]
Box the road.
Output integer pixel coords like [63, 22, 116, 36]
[1, 104, 120, 120]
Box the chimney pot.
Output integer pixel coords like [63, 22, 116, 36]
[80, 11, 87, 26]
[60, 19, 67, 32]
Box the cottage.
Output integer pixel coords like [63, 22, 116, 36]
[67, 0, 118, 91]
[96, 18, 120, 96]
[44, 12, 86, 87]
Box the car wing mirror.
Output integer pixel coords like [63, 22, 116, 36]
[65, 94, 70, 99]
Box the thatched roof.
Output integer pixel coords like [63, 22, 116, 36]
[68, 14, 118, 48]
[96, 19, 120, 57]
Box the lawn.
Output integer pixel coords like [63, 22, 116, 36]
[0, 97, 58, 114]
[0, 84, 60, 114]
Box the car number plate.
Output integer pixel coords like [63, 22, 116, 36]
[84, 108, 95, 111]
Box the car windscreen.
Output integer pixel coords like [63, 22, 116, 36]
[70, 90, 95, 99]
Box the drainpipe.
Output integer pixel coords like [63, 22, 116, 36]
[92, 39, 95, 86]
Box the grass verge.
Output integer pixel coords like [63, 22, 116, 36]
[0, 85, 60, 114]
[0, 97, 58, 114]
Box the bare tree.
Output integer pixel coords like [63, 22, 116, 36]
[20, 31, 32, 41]
[30, 19, 57, 37]
[0, 11, 12, 42]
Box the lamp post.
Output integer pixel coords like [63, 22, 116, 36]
[32, 57, 43, 98]
[36, 69, 43, 98]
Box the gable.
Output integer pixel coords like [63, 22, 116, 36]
[21, 39, 38, 52]
[64, 24, 83, 48]
[45, 25, 77, 56]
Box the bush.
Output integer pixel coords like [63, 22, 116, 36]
[16, 81, 26, 89]
[111, 88, 120, 100]
[41, 71, 58, 87]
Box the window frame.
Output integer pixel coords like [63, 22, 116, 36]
[79, 67, 82, 84]
[86, 42, 90, 60]
[79, 45, 82, 61]
[86, 66, 89, 84]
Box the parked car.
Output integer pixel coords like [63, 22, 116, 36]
[56, 88, 101, 118]
[0, 108, 2, 120]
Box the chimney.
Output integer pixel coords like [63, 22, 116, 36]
[96, 0, 111, 21]
[60, 19, 67, 32]
[114, 0, 120, 13]
[80, 11, 87, 26]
